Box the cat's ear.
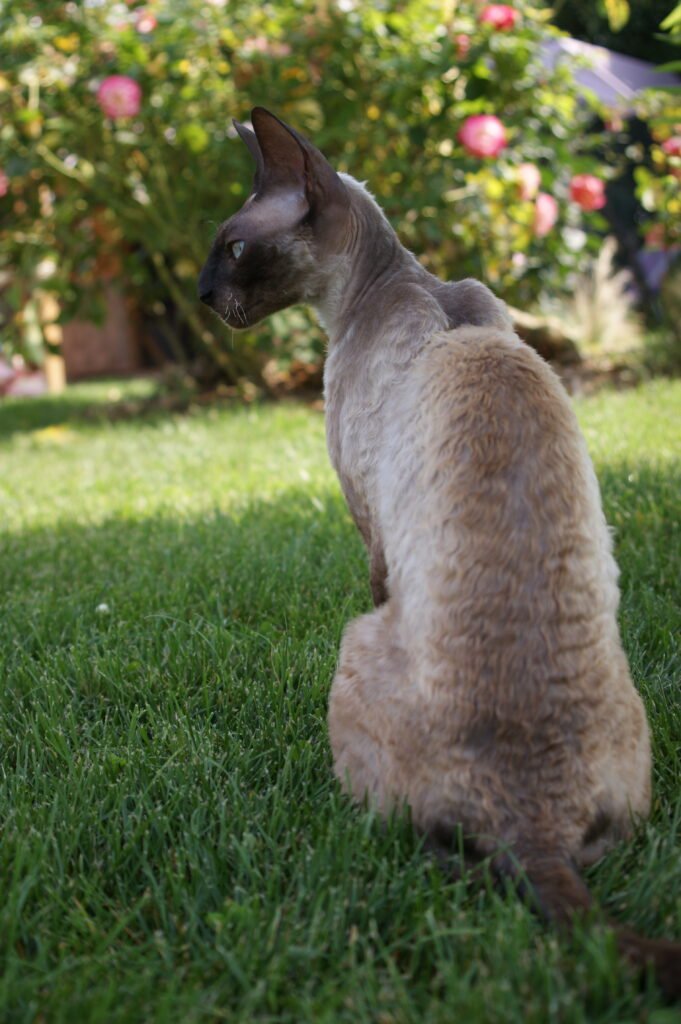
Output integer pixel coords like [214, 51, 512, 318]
[250, 107, 306, 192]
[250, 107, 349, 231]
[233, 119, 265, 193]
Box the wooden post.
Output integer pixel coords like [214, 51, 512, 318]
[37, 290, 66, 394]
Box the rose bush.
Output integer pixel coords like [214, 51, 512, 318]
[631, 3, 681, 362]
[634, 4, 681, 252]
[0, 0, 622, 383]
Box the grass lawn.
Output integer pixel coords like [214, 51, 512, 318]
[1, 377, 679, 1023]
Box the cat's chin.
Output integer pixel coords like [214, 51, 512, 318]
[218, 308, 258, 330]
[221, 315, 251, 330]
[222, 305, 279, 331]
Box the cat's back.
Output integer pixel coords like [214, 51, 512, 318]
[374, 324, 650, 841]
[379, 325, 623, 701]
[382, 324, 603, 542]
[413, 324, 595, 516]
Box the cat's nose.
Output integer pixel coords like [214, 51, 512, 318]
[198, 263, 215, 306]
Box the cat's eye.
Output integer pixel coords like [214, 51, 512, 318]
[230, 240, 245, 260]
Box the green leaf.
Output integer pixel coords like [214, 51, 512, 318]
[601, 0, 630, 33]
[660, 3, 681, 32]
[177, 123, 209, 153]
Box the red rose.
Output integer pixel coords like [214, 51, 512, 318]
[569, 174, 606, 212]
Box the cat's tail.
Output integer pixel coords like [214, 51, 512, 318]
[492, 843, 681, 1000]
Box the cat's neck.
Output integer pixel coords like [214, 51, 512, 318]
[311, 175, 432, 340]
[310, 174, 511, 345]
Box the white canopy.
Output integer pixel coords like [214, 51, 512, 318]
[541, 37, 679, 111]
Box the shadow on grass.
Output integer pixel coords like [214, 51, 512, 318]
[0, 381, 302, 442]
[0, 378, 205, 440]
[2, 458, 678, 732]
[0, 392, 101, 439]
[1, 487, 370, 654]
[2, 454, 679, 660]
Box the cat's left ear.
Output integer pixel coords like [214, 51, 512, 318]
[233, 119, 265, 193]
[251, 107, 349, 234]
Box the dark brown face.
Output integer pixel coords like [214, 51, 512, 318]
[198, 107, 349, 330]
[198, 189, 311, 329]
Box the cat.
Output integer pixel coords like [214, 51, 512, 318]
[198, 107, 680, 998]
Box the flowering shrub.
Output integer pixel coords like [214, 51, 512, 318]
[630, 3, 681, 363]
[0, 0, 621, 381]
[634, 5, 681, 251]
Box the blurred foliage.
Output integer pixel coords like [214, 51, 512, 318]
[551, 0, 678, 64]
[634, 4, 681, 251]
[632, 2, 681, 364]
[0, 0, 647, 383]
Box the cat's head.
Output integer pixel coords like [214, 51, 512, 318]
[198, 107, 350, 329]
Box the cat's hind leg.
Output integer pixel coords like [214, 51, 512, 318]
[329, 612, 496, 881]
[328, 602, 411, 815]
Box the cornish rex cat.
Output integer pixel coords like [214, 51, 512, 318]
[198, 107, 680, 996]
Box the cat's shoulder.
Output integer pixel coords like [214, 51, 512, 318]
[431, 277, 512, 332]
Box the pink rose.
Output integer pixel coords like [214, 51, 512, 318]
[135, 11, 157, 33]
[242, 36, 291, 58]
[517, 162, 541, 201]
[454, 34, 470, 59]
[479, 5, 519, 30]
[97, 75, 142, 119]
[458, 114, 507, 158]
[533, 192, 558, 237]
[242, 35, 270, 54]
[0, 170, 9, 197]
[569, 174, 606, 212]
[660, 137, 681, 179]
